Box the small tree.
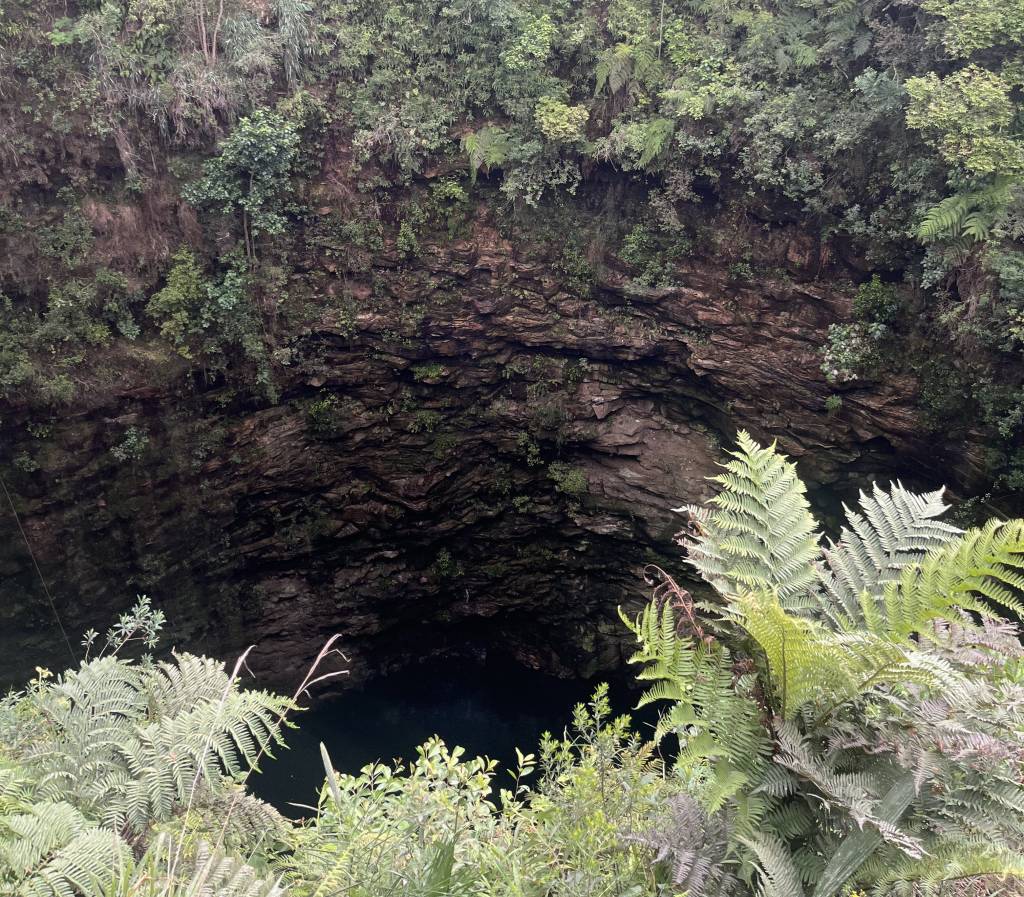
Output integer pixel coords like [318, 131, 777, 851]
[186, 109, 300, 265]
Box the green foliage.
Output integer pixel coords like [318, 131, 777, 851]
[147, 250, 210, 356]
[852, 276, 901, 325]
[534, 96, 589, 144]
[820, 278, 901, 384]
[0, 604, 293, 897]
[922, 0, 1024, 57]
[917, 177, 1017, 243]
[185, 110, 300, 262]
[619, 223, 691, 287]
[547, 461, 587, 496]
[10, 0, 1024, 422]
[110, 426, 150, 463]
[306, 394, 344, 439]
[462, 126, 511, 183]
[396, 219, 420, 257]
[0, 269, 141, 404]
[431, 548, 464, 579]
[627, 433, 1024, 897]
[4, 435, 1024, 897]
[147, 250, 267, 376]
[680, 431, 820, 603]
[820, 322, 887, 384]
[411, 362, 446, 382]
[38, 0, 311, 143]
[407, 409, 442, 434]
[906, 66, 1024, 178]
[427, 178, 471, 239]
[284, 686, 706, 897]
[37, 199, 94, 271]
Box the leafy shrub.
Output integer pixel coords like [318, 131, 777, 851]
[396, 219, 420, 257]
[306, 394, 344, 438]
[0, 600, 293, 897]
[147, 250, 266, 374]
[11, 452, 38, 473]
[3, 435, 1024, 897]
[0, 271, 139, 403]
[463, 126, 512, 182]
[147, 250, 209, 355]
[408, 409, 442, 433]
[619, 223, 691, 287]
[547, 461, 587, 496]
[412, 362, 446, 382]
[821, 321, 887, 383]
[110, 425, 150, 463]
[852, 275, 902, 324]
[726, 260, 754, 282]
[534, 96, 589, 144]
[432, 548, 464, 579]
[37, 196, 94, 270]
[428, 178, 471, 238]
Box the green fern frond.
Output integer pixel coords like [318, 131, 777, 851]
[917, 177, 1015, 243]
[680, 432, 820, 605]
[868, 841, 1024, 897]
[0, 800, 134, 897]
[8, 653, 293, 835]
[918, 193, 971, 242]
[638, 117, 674, 169]
[621, 601, 771, 811]
[882, 518, 1024, 642]
[744, 831, 807, 897]
[131, 834, 286, 897]
[462, 126, 510, 183]
[817, 483, 962, 631]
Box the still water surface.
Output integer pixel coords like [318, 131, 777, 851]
[250, 657, 648, 816]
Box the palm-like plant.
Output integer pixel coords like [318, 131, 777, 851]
[624, 432, 1024, 897]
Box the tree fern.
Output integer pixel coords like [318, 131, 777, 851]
[621, 602, 771, 817]
[812, 772, 918, 897]
[917, 177, 1015, 243]
[126, 834, 286, 897]
[679, 432, 820, 606]
[647, 433, 1024, 897]
[462, 126, 510, 183]
[743, 832, 806, 897]
[879, 518, 1024, 641]
[594, 39, 662, 99]
[865, 841, 1024, 897]
[6, 653, 293, 834]
[638, 117, 674, 169]
[816, 483, 962, 630]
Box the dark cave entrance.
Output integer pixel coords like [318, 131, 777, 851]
[248, 652, 653, 816]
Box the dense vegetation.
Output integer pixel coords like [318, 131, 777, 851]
[3, 4, 1024, 890]
[2, 434, 1022, 896]
[1, 0, 1024, 494]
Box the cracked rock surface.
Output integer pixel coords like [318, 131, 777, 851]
[0, 216, 971, 689]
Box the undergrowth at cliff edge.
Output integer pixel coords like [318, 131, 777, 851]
[2, 434, 1023, 897]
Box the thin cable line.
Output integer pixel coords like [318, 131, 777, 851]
[0, 473, 76, 663]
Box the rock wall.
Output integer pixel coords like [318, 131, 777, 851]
[0, 205, 975, 690]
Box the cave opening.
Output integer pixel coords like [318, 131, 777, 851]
[248, 653, 653, 817]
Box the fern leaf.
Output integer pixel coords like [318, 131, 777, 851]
[679, 432, 820, 605]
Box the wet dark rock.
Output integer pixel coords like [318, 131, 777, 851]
[0, 217, 970, 691]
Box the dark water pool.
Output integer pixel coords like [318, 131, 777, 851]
[250, 657, 649, 816]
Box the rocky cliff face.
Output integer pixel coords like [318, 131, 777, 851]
[0, 195, 976, 690]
